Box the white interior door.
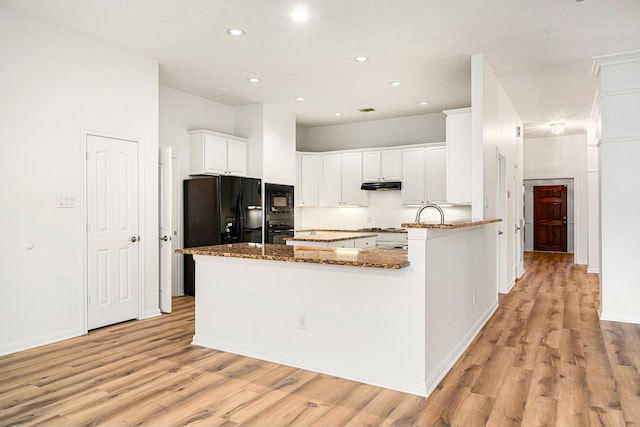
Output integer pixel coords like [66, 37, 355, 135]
[159, 147, 173, 313]
[87, 134, 140, 330]
[497, 152, 508, 294]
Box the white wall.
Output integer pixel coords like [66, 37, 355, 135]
[471, 54, 524, 293]
[297, 113, 446, 151]
[0, 8, 159, 355]
[523, 134, 589, 264]
[262, 105, 297, 186]
[296, 192, 471, 230]
[235, 103, 297, 185]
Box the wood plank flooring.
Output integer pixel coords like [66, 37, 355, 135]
[1, 252, 639, 426]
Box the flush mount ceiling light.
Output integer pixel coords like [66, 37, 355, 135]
[292, 7, 309, 22]
[334, 112, 342, 116]
[246, 77, 261, 83]
[226, 28, 245, 37]
[389, 81, 403, 87]
[550, 122, 565, 134]
[295, 97, 306, 102]
[354, 56, 369, 62]
[418, 101, 430, 105]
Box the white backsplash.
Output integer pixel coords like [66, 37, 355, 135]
[295, 191, 471, 230]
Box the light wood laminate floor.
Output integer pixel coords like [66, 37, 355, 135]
[1, 252, 639, 426]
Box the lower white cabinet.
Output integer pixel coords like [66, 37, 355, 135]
[402, 145, 446, 205]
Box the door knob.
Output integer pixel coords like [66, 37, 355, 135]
[160, 235, 169, 242]
[498, 231, 504, 235]
[130, 236, 138, 243]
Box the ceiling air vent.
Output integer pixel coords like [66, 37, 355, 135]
[359, 108, 376, 113]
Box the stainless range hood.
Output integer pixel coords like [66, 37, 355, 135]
[360, 181, 402, 191]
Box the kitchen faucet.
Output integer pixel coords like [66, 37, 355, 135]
[415, 203, 445, 224]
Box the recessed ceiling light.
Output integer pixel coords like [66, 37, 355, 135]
[246, 77, 261, 83]
[292, 7, 309, 22]
[389, 81, 403, 87]
[334, 112, 342, 117]
[354, 56, 369, 62]
[418, 101, 430, 105]
[295, 97, 306, 102]
[550, 123, 565, 134]
[226, 29, 245, 37]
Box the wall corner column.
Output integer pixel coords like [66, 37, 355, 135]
[592, 50, 640, 324]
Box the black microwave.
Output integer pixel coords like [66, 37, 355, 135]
[265, 183, 294, 213]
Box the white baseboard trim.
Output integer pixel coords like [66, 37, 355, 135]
[587, 267, 600, 274]
[192, 335, 429, 397]
[0, 327, 84, 357]
[424, 300, 499, 396]
[143, 308, 162, 319]
[599, 311, 640, 325]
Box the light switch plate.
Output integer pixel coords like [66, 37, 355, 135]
[57, 195, 75, 208]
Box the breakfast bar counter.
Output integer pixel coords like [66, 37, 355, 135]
[177, 242, 409, 269]
[178, 219, 500, 397]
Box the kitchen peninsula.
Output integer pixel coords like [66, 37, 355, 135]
[177, 218, 500, 397]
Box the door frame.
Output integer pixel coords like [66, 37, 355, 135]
[496, 150, 508, 294]
[523, 175, 577, 264]
[81, 128, 146, 334]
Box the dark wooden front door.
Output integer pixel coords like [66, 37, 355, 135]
[533, 185, 567, 252]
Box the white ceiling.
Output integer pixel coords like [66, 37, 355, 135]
[2, 0, 639, 137]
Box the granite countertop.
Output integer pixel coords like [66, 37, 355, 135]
[286, 231, 377, 243]
[401, 218, 502, 229]
[295, 228, 407, 234]
[176, 243, 409, 269]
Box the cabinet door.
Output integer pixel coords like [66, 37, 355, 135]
[298, 153, 320, 206]
[446, 109, 472, 203]
[342, 152, 365, 206]
[203, 134, 228, 175]
[381, 149, 402, 181]
[362, 151, 381, 182]
[226, 138, 247, 176]
[321, 154, 342, 206]
[426, 147, 447, 203]
[402, 147, 426, 205]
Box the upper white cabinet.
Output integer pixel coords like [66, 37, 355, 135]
[296, 152, 321, 207]
[321, 152, 367, 206]
[189, 130, 247, 176]
[444, 108, 472, 204]
[402, 145, 447, 205]
[362, 149, 402, 182]
[426, 146, 447, 204]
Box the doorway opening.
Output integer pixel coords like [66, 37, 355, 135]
[524, 178, 574, 254]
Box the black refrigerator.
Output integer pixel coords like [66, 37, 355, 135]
[183, 176, 262, 295]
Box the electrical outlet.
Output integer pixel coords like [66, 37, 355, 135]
[366, 216, 372, 223]
[298, 314, 306, 330]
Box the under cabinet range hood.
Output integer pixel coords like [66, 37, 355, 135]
[360, 181, 402, 191]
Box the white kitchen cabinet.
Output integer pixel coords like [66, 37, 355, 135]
[426, 146, 447, 204]
[354, 236, 376, 248]
[444, 108, 472, 204]
[321, 152, 367, 206]
[362, 149, 402, 182]
[401, 145, 446, 205]
[296, 152, 321, 206]
[189, 129, 247, 176]
[375, 232, 408, 248]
